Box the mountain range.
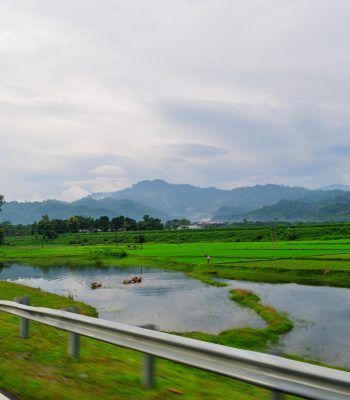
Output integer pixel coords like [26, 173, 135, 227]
[2, 179, 350, 224]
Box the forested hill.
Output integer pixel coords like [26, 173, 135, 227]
[2, 180, 350, 224]
[90, 179, 311, 220]
[0, 198, 168, 225]
[214, 192, 350, 222]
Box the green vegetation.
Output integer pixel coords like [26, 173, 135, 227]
[181, 289, 293, 352]
[0, 194, 4, 245]
[0, 281, 300, 400]
[4, 180, 350, 225]
[3, 238, 350, 287]
[3, 221, 350, 247]
[214, 193, 350, 222]
[1, 232, 350, 398]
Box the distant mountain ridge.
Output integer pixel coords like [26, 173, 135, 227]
[245, 191, 350, 222]
[2, 179, 350, 224]
[0, 197, 167, 225]
[214, 190, 350, 222]
[319, 184, 350, 191]
[90, 179, 311, 220]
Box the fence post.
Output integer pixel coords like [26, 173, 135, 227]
[14, 297, 30, 339]
[269, 349, 285, 400]
[63, 307, 80, 360]
[270, 391, 285, 400]
[141, 324, 156, 388]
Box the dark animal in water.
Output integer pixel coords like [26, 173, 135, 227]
[91, 282, 102, 289]
[122, 276, 142, 284]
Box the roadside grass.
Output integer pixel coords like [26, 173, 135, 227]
[0, 281, 301, 400]
[1, 239, 349, 397]
[0, 281, 97, 316]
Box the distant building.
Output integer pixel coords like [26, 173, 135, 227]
[187, 221, 227, 229]
[188, 224, 202, 230]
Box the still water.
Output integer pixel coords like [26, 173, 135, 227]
[219, 279, 350, 368]
[1, 263, 349, 367]
[0, 263, 264, 333]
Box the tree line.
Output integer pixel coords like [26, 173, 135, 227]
[0, 212, 191, 240]
[0, 194, 3, 244]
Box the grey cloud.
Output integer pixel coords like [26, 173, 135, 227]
[0, 100, 80, 117]
[157, 98, 291, 147]
[325, 146, 350, 158]
[1, 0, 350, 200]
[163, 143, 227, 158]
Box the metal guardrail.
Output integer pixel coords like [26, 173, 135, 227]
[1, 299, 350, 399]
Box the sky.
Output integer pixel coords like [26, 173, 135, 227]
[1, 0, 350, 202]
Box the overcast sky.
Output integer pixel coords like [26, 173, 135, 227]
[1, 0, 350, 201]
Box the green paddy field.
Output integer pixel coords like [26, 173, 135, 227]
[2, 238, 350, 286]
[1, 238, 350, 399]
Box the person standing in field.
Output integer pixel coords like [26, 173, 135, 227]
[207, 255, 211, 263]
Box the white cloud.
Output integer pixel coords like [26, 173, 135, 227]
[91, 165, 125, 176]
[59, 186, 90, 202]
[1, 0, 350, 201]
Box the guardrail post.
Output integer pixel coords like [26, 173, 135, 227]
[63, 307, 80, 360]
[269, 349, 285, 399]
[270, 390, 285, 400]
[14, 297, 30, 338]
[141, 324, 156, 388]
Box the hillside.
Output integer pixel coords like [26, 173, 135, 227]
[215, 191, 350, 222]
[239, 192, 350, 222]
[0, 198, 167, 225]
[2, 180, 350, 224]
[91, 179, 311, 220]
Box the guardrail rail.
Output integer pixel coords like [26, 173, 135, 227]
[1, 298, 350, 399]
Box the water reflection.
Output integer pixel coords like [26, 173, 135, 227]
[0, 263, 264, 334]
[4, 263, 350, 367]
[219, 279, 350, 368]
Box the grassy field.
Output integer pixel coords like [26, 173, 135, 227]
[0, 281, 300, 400]
[1, 238, 350, 397]
[2, 239, 350, 287]
[3, 239, 350, 259]
[4, 222, 350, 247]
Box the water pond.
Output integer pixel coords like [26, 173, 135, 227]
[219, 279, 350, 368]
[1, 263, 350, 368]
[0, 263, 264, 333]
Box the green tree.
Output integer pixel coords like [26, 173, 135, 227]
[76, 216, 95, 231]
[31, 222, 39, 237]
[165, 218, 191, 230]
[95, 216, 110, 232]
[135, 233, 146, 249]
[51, 219, 67, 234]
[123, 217, 137, 231]
[0, 194, 4, 245]
[66, 216, 80, 233]
[37, 215, 58, 240]
[37, 215, 50, 235]
[111, 216, 125, 231]
[139, 214, 163, 230]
